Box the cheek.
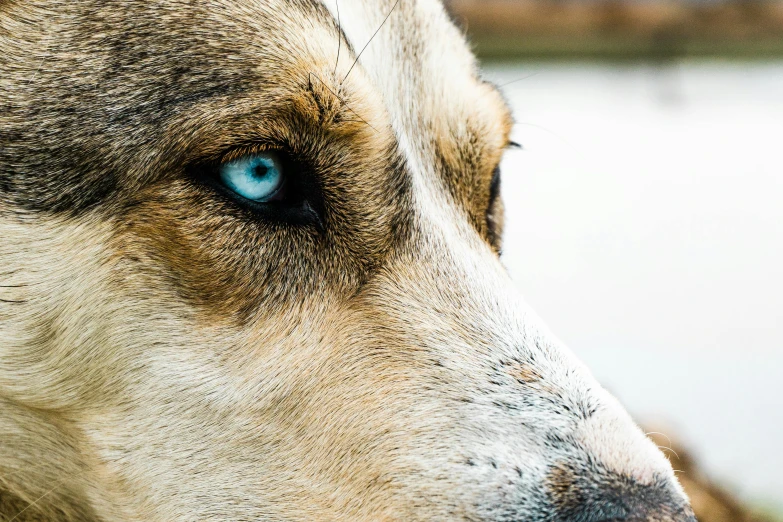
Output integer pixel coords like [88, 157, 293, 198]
[111, 179, 328, 323]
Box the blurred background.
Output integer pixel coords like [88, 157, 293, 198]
[446, 0, 783, 520]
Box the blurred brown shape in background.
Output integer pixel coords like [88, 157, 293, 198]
[447, 0, 783, 59]
[647, 430, 777, 522]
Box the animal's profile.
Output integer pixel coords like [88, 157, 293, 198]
[0, 1, 696, 520]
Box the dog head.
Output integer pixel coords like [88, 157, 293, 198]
[0, 1, 695, 520]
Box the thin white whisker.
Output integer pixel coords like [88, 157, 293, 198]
[333, 0, 342, 77]
[9, 478, 66, 522]
[657, 445, 681, 460]
[497, 72, 539, 88]
[342, 0, 401, 84]
[309, 72, 378, 133]
[646, 431, 674, 448]
[514, 121, 580, 155]
[27, 34, 53, 86]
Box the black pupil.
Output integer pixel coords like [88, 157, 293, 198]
[254, 164, 269, 178]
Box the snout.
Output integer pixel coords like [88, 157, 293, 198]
[535, 394, 696, 522]
[548, 462, 696, 522]
[343, 210, 696, 522]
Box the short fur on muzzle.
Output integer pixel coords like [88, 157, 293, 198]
[0, 1, 695, 521]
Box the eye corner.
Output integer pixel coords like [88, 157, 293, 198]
[486, 164, 504, 252]
[489, 165, 501, 203]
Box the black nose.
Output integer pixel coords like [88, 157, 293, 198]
[548, 464, 696, 522]
[582, 515, 696, 522]
[584, 517, 696, 522]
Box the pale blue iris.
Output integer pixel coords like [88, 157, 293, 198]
[219, 153, 283, 202]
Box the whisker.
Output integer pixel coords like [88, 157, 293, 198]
[497, 72, 539, 89]
[645, 431, 674, 447]
[27, 34, 53, 86]
[514, 121, 579, 154]
[309, 73, 378, 133]
[342, 0, 401, 84]
[9, 478, 67, 522]
[333, 0, 342, 77]
[657, 445, 681, 461]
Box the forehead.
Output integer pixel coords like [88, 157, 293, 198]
[317, 0, 513, 190]
[1, 0, 511, 216]
[205, 0, 513, 195]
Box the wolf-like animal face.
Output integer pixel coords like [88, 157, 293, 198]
[0, 1, 695, 521]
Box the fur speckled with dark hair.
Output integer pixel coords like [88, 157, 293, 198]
[1, 1, 695, 521]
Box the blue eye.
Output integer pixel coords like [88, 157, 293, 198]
[219, 152, 284, 202]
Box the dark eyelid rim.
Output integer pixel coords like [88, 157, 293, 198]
[486, 164, 503, 252]
[189, 145, 325, 231]
[489, 165, 501, 203]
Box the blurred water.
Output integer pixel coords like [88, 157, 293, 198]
[485, 61, 783, 504]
